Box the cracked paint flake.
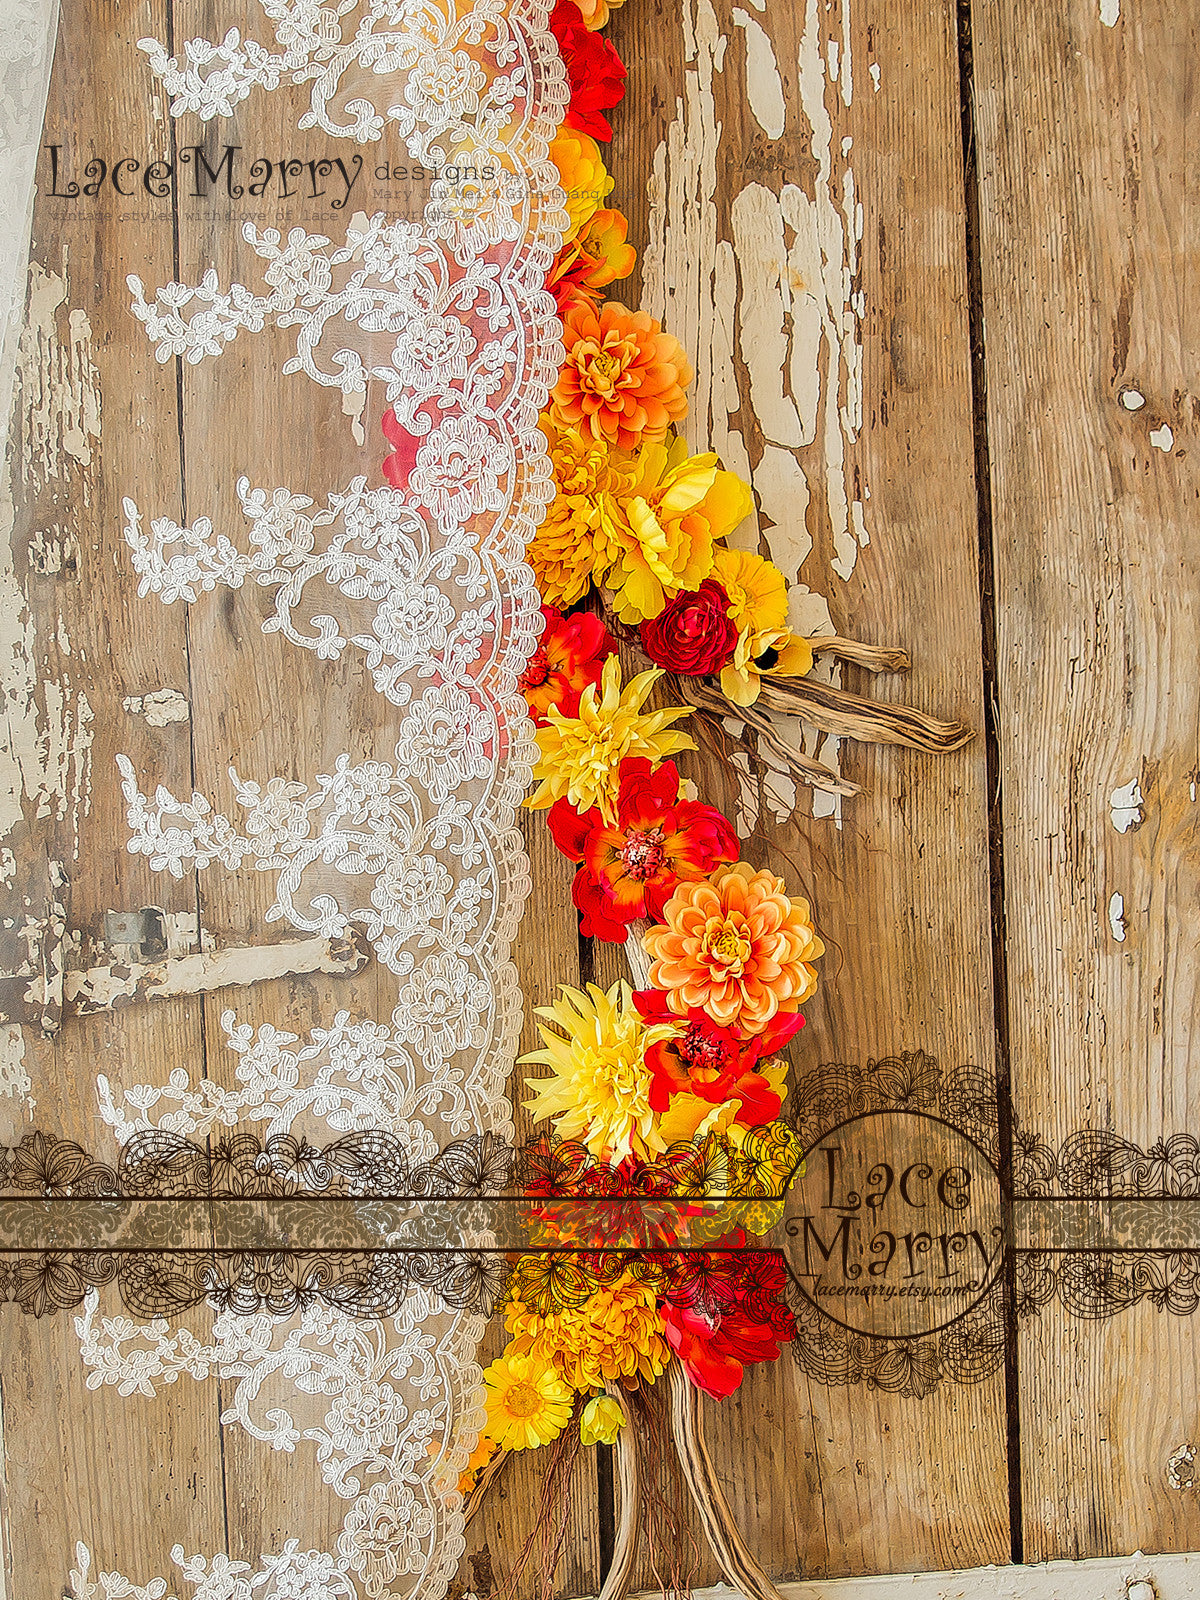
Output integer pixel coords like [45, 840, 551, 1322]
[1109, 778, 1144, 832]
[1150, 423, 1174, 452]
[124, 687, 190, 727]
[732, 8, 786, 138]
[19, 261, 101, 497]
[1109, 891, 1127, 942]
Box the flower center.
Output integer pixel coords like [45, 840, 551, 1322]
[586, 348, 625, 394]
[505, 1380, 544, 1419]
[705, 919, 752, 974]
[520, 647, 551, 689]
[680, 1022, 729, 1074]
[619, 827, 666, 880]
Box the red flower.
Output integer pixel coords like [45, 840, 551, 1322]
[660, 1301, 793, 1398]
[519, 606, 616, 725]
[639, 579, 738, 676]
[547, 759, 738, 940]
[381, 407, 420, 490]
[632, 991, 785, 1126]
[550, 0, 627, 140]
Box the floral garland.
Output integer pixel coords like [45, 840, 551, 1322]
[381, 0, 823, 1483]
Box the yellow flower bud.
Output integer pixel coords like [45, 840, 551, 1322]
[580, 1393, 625, 1447]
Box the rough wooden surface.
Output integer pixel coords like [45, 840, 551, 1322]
[971, 0, 1200, 1565]
[1, 0, 1198, 1593]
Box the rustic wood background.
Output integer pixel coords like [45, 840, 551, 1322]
[1, 0, 1197, 1593]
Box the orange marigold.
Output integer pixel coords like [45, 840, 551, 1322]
[505, 1271, 670, 1390]
[643, 861, 824, 1036]
[549, 300, 693, 452]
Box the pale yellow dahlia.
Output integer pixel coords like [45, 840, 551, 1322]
[482, 1352, 574, 1451]
[603, 439, 755, 624]
[521, 979, 679, 1162]
[525, 423, 636, 608]
[506, 1271, 671, 1389]
[526, 655, 695, 823]
[711, 546, 814, 705]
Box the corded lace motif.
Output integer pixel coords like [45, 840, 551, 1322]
[70, 0, 571, 1592]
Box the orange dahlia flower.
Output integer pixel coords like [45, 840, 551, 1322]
[549, 209, 637, 317]
[550, 301, 693, 452]
[643, 862, 823, 1036]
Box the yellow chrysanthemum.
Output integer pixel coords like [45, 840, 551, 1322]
[482, 1353, 574, 1451]
[525, 423, 637, 608]
[506, 1271, 671, 1389]
[549, 129, 614, 245]
[521, 979, 679, 1162]
[580, 1394, 626, 1446]
[602, 439, 755, 623]
[711, 546, 814, 705]
[526, 655, 695, 823]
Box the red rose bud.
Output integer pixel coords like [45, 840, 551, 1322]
[639, 579, 739, 676]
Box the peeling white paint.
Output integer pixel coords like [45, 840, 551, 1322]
[0, 1023, 30, 1103]
[19, 262, 101, 496]
[732, 9, 786, 139]
[0, 263, 100, 862]
[1100, 0, 1120, 25]
[868, 61, 881, 92]
[1150, 423, 1173, 452]
[124, 687, 190, 727]
[1109, 778, 1144, 832]
[1109, 891, 1126, 942]
[1120, 387, 1145, 410]
[642, 0, 864, 819]
[342, 386, 366, 446]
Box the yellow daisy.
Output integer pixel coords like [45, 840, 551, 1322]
[482, 1353, 574, 1451]
[526, 656, 695, 823]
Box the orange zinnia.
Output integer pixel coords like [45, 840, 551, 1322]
[642, 862, 823, 1036]
[549, 301, 693, 452]
[549, 209, 637, 317]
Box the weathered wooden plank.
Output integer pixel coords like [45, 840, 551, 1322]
[971, 0, 1200, 1563]
[604, 0, 1008, 1582]
[0, 1, 225, 1594]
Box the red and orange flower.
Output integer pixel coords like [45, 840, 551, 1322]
[519, 606, 617, 725]
[547, 758, 738, 940]
[633, 987, 800, 1126]
[548, 210, 637, 318]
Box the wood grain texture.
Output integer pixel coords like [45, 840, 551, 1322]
[603, 0, 1007, 1583]
[971, 0, 1200, 1564]
[0, 2, 225, 1593]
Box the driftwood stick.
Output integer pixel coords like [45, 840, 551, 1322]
[598, 1383, 642, 1600]
[809, 634, 911, 673]
[680, 684, 861, 798]
[667, 1363, 786, 1600]
[753, 674, 972, 753]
